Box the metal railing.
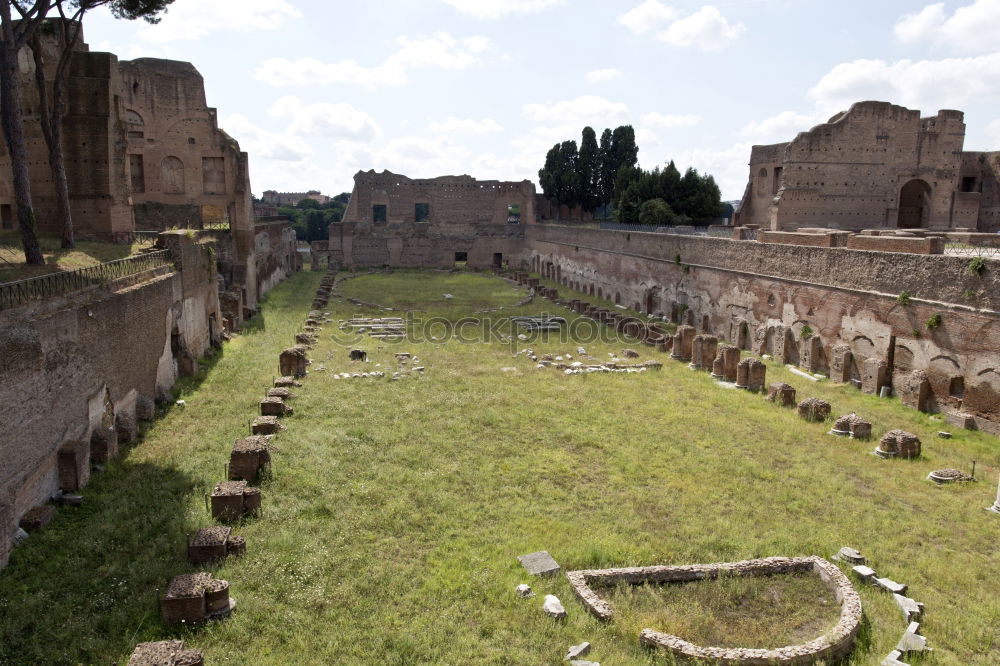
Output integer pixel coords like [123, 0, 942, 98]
[944, 239, 1000, 258]
[0, 250, 172, 310]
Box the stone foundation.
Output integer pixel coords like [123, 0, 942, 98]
[566, 556, 861, 666]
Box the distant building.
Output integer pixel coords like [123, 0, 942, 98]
[261, 190, 331, 206]
[736, 101, 1000, 232]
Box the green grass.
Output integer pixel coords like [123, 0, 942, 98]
[608, 573, 840, 649]
[1, 269, 998, 665]
[0, 230, 146, 283]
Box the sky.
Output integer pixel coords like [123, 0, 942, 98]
[82, 0, 1000, 200]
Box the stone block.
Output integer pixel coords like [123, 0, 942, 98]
[800, 335, 823, 373]
[161, 572, 233, 625]
[898, 370, 932, 412]
[712, 345, 740, 382]
[89, 425, 118, 464]
[543, 594, 567, 619]
[836, 547, 865, 564]
[57, 440, 90, 492]
[518, 550, 560, 576]
[831, 413, 872, 439]
[229, 435, 272, 482]
[18, 504, 55, 532]
[893, 593, 924, 623]
[876, 430, 921, 459]
[669, 326, 696, 362]
[736, 358, 766, 391]
[274, 376, 302, 388]
[875, 577, 907, 595]
[267, 387, 293, 400]
[766, 382, 796, 406]
[115, 411, 138, 444]
[851, 565, 876, 582]
[862, 357, 887, 395]
[211, 481, 261, 521]
[279, 345, 309, 377]
[798, 398, 832, 422]
[251, 416, 285, 435]
[188, 526, 232, 564]
[689, 335, 718, 371]
[829, 345, 852, 383]
[259, 396, 292, 417]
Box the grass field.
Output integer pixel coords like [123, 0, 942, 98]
[0, 230, 146, 283]
[0, 268, 998, 665]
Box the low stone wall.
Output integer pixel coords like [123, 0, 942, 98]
[567, 556, 862, 666]
[846, 234, 944, 254]
[0, 235, 222, 569]
[760, 231, 838, 248]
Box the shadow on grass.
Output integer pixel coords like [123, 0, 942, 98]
[0, 458, 205, 665]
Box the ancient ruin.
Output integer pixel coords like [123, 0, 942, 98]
[566, 557, 862, 666]
[737, 102, 1000, 232]
[160, 572, 234, 625]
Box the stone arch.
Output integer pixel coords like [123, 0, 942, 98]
[893, 345, 914, 372]
[161, 156, 186, 194]
[850, 335, 875, 381]
[965, 368, 1000, 418]
[736, 321, 751, 350]
[898, 179, 931, 228]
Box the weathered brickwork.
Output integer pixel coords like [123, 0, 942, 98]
[519, 226, 1000, 432]
[0, 22, 263, 310]
[319, 170, 533, 269]
[737, 101, 1000, 232]
[0, 235, 220, 567]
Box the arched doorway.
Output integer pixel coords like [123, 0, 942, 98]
[898, 179, 931, 228]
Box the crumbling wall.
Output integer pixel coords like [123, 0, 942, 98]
[330, 170, 534, 268]
[522, 225, 1000, 431]
[737, 102, 997, 232]
[0, 234, 221, 567]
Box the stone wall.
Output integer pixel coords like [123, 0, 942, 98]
[737, 102, 1000, 232]
[519, 225, 1000, 430]
[325, 170, 534, 269]
[0, 234, 221, 568]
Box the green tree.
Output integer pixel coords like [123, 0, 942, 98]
[597, 127, 614, 215]
[297, 198, 320, 209]
[638, 198, 676, 226]
[305, 209, 327, 241]
[556, 140, 579, 214]
[538, 143, 560, 216]
[576, 126, 600, 215]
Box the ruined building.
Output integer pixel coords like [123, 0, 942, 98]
[0, 21, 283, 317]
[0, 23, 298, 567]
[737, 101, 1000, 231]
[317, 170, 534, 268]
[261, 190, 330, 206]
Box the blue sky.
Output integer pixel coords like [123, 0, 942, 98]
[83, 0, 1000, 199]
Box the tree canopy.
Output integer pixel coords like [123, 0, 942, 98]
[537, 124, 638, 219]
[614, 161, 723, 225]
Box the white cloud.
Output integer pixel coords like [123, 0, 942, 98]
[808, 53, 1000, 113]
[739, 110, 818, 142]
[895, 0, 1000, 55]
[618, 0, 678, 35]
[220, 113, 312, 163]
[988, 118, 1000, 141]
[658, 5, 744, 50]
[640, 111, 701, 130]
[426, 117, 504, 134]
[441, 0, 565, 19]
[138, 0, 300, 43]
[523, 95, 630, 127]
[586, 68, 623, 84]
[268, 96, 381, 142]
[254, 33, 491, 88]
[668, 142, 753, 200]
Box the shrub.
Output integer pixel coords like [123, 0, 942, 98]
[967, 257, 986, 276]
[896, 291, 911, 306]
[800, 324, 813, 340]
[925, 313, 942, 330]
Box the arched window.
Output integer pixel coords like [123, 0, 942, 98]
[161, 156, 185, 194]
